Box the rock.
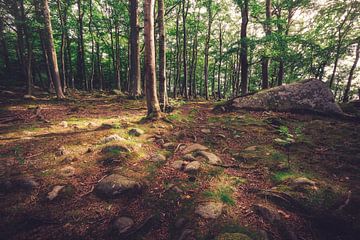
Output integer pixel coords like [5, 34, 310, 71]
[196, 151, 222, 165]
[171, 160, 188, 170]
[128, 128, 144, 137]
[244, 146, 257, 151]
[163, 142, 176, 149]
[252, 204, 281, 223]
[23, 95, 37, 100]
[184, 161, 200, 173]
[59, 121, 68, 128]
[47, 185, 65, 201]
[195, 202, 223, 219]
[182, 144, 208, 154]
[217, 79, 343, 115]
[150, 154, 166, 162]
[101, 134, 125, 143]
[15, 177, 38, 190]
[60, 166, 76, 177]
[182, 154, 196, 162]
[102, 144, 131, 154]
[215, 233, 252, 240]
[56, 146, 68, 156]
[87, 122, 98, 128]
[291, 177, 316, 188]
[95, 174, 142, 198]
[201, 129, 211, 134]
[112, 216, 134, 235]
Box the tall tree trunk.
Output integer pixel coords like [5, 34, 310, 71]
[173, 7, 180, 98]
[204, 0, 213, 100]
[88, 0, 95, 91]
[130, 0, 141, 97]
[261, 0, 271, 89]
[240, 0, 249, 95]
[56, 0, 67, 93]
[0, 17, 10, 73]
[277, 60, 284, 86]
[217, 23, 223, 100]
[329, 43, 341, 89]
[189, 11, 199, 98]
[96, 41, 103, 90]
[182, 0, 189, 99]
[42, 0, 65, 98]
[158, 0, 168, 110]
[115, 23, 121, 90]
[343, 42, 360, 103]
[144, 0, 161, 119]
[76, 0, 86, 90]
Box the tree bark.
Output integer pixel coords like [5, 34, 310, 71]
[261, 0, 271, 89]
[42, 0, 65, 98]
[182, 0, 189, 99]
[56, 0, 67, 93]
[173, 6, 180, 98]
[204, 0, 213, 100]
[217, 23, 223, 100]
[76, 0, 86, 90]
[0, 17, 10, 73]
[343, 42, 360, 102]
[130, 0, 141, 96]
[115, 23, 121, 90]
[158, 0, 169, 110]
[240, 0, 249, 95]
[144, 0, 161, 119]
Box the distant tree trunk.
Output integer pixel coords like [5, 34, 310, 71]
[0, 17, 10, 73]
[130, 0, 141, 97]
[88, 0, 95, 91]
[158, 0, 169, 110]
[240, 0, 249, 95]
[144, 0, 161, 119]
[174, 7, 180, 98]
[189, 11, 200, 98]
[329, 43, 341, 89]
[204, 0, 213, 100]
[261, 0, 271, 89]
[42, 0, 65, 98]
[343, 42, 360, 103]
[217, 23, 223, 100]
[56, 0, 67, 93]
[115, 23, 121, 90]
[277, 60, 284, 86]
[76, 0, 86, 90]
[182, 0, 189, 99]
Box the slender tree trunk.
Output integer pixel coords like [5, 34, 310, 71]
[343, 42, 360, 102]
[115, 23, 121, 90]
[76, 0, 86, 90]
[56, 0, 67, 93]
[182, 0, 189, 99]
[217, 23, 223, 100]
[96, 41, 103, 90]
[329, 43, 341, 89]
[277, 60, 284, 86]
[144, 0, 161, 119]
[42, 0, 65, 98]
[158, 0, 168, 110]
[0, 17, 10, 73]
[240, 0, 249, 95]
[204, 0, 213, 100]
[174, 7, 180, 98]
[261, 0, 271, 89]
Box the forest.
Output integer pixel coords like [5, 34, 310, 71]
[0, 0, 359, 240]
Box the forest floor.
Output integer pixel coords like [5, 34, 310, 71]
[0, 90, 359, 240]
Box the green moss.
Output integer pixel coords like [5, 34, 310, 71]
[204, 186, 235, 206]
[272, 171, 296, 183]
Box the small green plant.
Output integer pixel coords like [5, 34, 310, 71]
[12, 145, 25, 164]
[204, 186, 235, 205]
[274, 125, 296, 168]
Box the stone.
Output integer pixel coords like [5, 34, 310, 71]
[201, 129, 211, 134]
[128, 128, 144, 137]
[182, 154, 196, 162]
[59, 121, 68, 128]
[218, 79, 343, 115]
[196, 151, 222, 165]
[87, 122, 98, 128]
[184, 161, 200, 173]
[171, 160, 188, 170]
[4, 177, 39, 192]
[60, 166, 76, 177]
[102, 144, 131, 154]
[244, 146, 257, 151]
[195, 202, 223, 219]
[47, 185, 65, 201]
[101, 134, 125, 143]
[112, 216, 134, 235]
[95, 174, 142, 198]
[182, 144, 209, 154]
[150, 154, 166, 162]
[215, 233, 252, 240]
[56, 146, 68, 156]
[291, 177, 316, 187]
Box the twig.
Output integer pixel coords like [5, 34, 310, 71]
[79, 186, 95, 198]
[174, 143, 185, 153]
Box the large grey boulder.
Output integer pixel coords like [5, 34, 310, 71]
[95, 174, 142, 198]
[218, 79, 343, 115]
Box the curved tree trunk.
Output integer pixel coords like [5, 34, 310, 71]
[144, 0, 161, 119]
